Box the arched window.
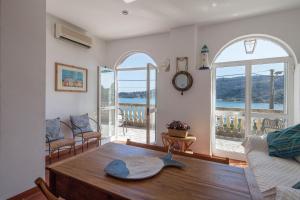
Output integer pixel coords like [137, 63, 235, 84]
[118, 53, 156, 69]
[116, 52, 157, 144]
[215, 38, 289, 63]
[212, 36, 295, 160]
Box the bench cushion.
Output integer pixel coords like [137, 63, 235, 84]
[49, 138, 75, 150]
[82, 132, 101, 140]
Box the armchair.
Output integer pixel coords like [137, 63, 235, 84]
[46, 118, 76, 164]
[70, 113, 101, 152]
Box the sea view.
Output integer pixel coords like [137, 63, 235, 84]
[119, 97, 156, 104]
[216, 99, 283, 110]
[119, 97, 284, 110]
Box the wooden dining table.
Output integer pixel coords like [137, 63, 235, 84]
[47, 142, 262, 200]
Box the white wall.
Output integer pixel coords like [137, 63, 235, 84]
[108, 25, 211, 154]
[0, 0, 46, 199]
[46, 14, 107, 138]
[107, 8, 300, 155]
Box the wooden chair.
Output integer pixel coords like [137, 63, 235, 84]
[126, 139, 229, 164]
[70, 114, 102, 152]
[46, 119, 76, 164]
[35, 177, 64, 200]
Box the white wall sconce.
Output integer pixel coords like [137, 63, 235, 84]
[198, 45, 210, 70]
[244, 39, 257, 54]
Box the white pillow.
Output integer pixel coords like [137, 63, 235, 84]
[275, 186, 300, 200]
[242, 135, 268, 155]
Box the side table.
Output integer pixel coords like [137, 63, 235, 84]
[161, 132, 196, 152]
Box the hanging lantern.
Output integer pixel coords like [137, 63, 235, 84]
[199, 45, 210, 70]
[244, 39, 257, 54]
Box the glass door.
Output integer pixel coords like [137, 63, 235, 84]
[214, 66, 246, 159]
[214, 63, 289, 160]
[117, 69, 147, 143]
[250, 63, 288, 136]
[99, 66, 116, 138]
[147, 64, 157, 144]
[116, 65, 157, 144]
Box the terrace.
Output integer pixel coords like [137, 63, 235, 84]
[114, 104, 286, 153]
[215, 107, 286, 153]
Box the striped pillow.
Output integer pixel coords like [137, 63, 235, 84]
[267, 124, 300, 158]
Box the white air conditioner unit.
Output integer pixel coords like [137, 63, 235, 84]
[55, 23, 92, 48]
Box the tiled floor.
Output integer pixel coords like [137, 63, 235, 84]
[116, 126, 155, 144]
[216, 137, 245, 153]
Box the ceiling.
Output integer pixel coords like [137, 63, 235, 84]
[47, 0, 300, 40]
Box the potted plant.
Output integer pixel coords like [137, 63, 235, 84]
[167, 121, 190, 138]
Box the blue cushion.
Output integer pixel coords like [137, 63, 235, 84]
[267, 124, 300, 158]
[46, 118, 64, 142]
[70, 113, 93, 135]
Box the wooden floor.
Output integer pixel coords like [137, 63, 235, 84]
[14, 141, 247, 200]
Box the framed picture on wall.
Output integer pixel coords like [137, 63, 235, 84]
[176, 57, 188, 72]
[55, 63, 88, 92]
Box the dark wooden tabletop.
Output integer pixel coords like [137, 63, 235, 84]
[47, 142, 262, 200]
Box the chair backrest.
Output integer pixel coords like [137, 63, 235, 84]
[118, 108, 125, 124]
[126, 139, 229, 164]
[70, 113, 93, 135]
[126, 139, 168, 152]
[35, 177, 61, 200]
[262, 118, 285, 134]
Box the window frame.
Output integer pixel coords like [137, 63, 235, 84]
[115, 52, 158, 144]
[211, 37, 295, 160]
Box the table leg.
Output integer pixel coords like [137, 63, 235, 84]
[49, 170, 57, 196]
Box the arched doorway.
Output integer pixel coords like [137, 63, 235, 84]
[212, 35, 296, 160]
[116, 52, 157, 144]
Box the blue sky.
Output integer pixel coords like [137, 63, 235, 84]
[215, 39, 287, 78]
[118, 53, 156, 93]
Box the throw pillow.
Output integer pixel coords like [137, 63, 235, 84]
[293, 182, 300, 189]
[70, 113, 93, 135]
[242, 135, 268, 155]
[46, 118, 64, 142]
[267, 124, 300, 158]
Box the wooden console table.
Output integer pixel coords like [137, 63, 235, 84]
[161, 132, 196, 152]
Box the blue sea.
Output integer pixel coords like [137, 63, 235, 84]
[119, 97, 283, 110]
[119, 97, 155, 104]
[216, 99, 283, 110]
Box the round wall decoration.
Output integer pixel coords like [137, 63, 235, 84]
[172, 71, 193, 95]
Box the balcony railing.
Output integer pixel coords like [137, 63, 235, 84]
[119, 103, 147, 127]
[117, 104, 286, 138]
[216, 107, 286, 140]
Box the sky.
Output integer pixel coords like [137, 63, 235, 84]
[117, 53, 156, 93]
[215, 39, 288, 78]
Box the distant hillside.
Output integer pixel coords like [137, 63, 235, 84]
[119, 90, 155, 98]
[216, 75, 284, 103]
